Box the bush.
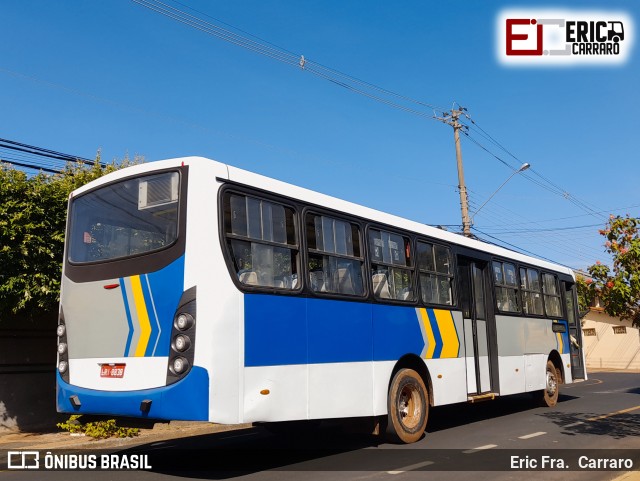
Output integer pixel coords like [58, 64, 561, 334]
[0, 155, 140, 323]
[57, 415, 140, 439]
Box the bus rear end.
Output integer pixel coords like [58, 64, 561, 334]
[56, 162, 209, 420]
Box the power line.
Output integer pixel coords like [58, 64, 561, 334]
[462, 116, 605, 219]
[0, 139, 95, 166]
[164, 0, 447, 113]
[472, 227, 581, 270]
[0, 157, 59, 174]
[461, 130, 607, 220]
[478, 223, 602, 234]
[133, 0, 614, 230]
[474, 204, 640, 228]
[467, 190, 606, 262]
[131, 0, 447, 120]
[0, 137, 100, 174]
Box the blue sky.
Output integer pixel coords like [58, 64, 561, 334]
[1, 0, 638, 270]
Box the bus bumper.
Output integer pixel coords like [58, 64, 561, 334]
[56, 367, 209, 421]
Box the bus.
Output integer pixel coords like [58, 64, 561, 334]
[56, 156, 586, 443]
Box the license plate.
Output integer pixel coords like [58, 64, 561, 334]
[100, 363, 126, 378]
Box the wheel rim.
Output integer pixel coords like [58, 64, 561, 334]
[397, 383, 422, 429]
[546, 367, 557, 396]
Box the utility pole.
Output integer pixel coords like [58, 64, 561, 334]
[437, 108, 472, 237]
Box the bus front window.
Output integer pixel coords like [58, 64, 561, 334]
[68, 172, 180, 263]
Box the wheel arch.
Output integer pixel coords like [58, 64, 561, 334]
[389, 354, 433, 406]
[548, 350, 564, 384]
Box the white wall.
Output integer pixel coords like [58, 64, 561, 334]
[582, 309, 640, 370]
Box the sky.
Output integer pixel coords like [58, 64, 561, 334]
[1, 0, 638, 270]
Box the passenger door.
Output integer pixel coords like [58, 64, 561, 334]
[457, 258, 496, 395]
[563, 281, 586, 379]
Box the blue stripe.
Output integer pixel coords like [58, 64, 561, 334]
[141, 275, 158, 357]
[562, 320, 570, 354]
[244, 294, 424, 367]
[426, 309, 444, 358]
[144, 256, 185, 357]
[120, 278, 134, 357]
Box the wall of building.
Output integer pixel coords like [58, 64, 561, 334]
[582, 308, 640, 370]
[0, 314, 67, 433]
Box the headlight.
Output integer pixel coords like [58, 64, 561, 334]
[57, 343, 67, 354]
[172, 357, 189, 374]
[175, 313, 194, 331]
[58, 360, 68, 373]
[56, 324, 66, 337]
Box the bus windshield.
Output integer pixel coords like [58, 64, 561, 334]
[68, 171, 180, 263]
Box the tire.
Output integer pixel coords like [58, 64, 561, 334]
[386, 368, 429, 444]
[537, 360, 560, 407]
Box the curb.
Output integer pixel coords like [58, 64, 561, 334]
[0, 421, 252, 450]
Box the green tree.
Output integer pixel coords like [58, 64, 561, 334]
[0, 155, 138, 323]
[575, 274, 595, 316]
[586, 215, 640, 327]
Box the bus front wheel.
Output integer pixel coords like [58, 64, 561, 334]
[386, 368, 428, 444]
[537, 360, 560, 407]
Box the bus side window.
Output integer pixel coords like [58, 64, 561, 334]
[224, 193, 299, 290]
[369, 229, 414, 302]
[417, 242, 453, 306]
[493, 261, 520, 313]
[542, 273, 562, 317]
[520, 267, 544, 315]
[306, 214, 364, 296]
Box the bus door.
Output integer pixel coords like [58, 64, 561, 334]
[457, 258, 496, 395]
[563, 281, 586, 379]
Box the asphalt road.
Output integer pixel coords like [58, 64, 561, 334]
[2, 371, 639, 481]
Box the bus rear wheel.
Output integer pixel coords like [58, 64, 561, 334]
[386, 368, 428, 444]
[537, 360, 560, 407]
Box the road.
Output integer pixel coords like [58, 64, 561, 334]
[1, 371, 639, 480]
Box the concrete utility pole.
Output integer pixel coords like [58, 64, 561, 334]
[437, 108, 472, 237]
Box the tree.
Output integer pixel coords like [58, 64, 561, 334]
[586, 215, 640, 327]
[0, 155, 138, 323]
[575, 274, 595, 317]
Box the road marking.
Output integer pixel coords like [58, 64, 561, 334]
[563, 421, 585, 428]
[562, 406, 640, 428]
[518, 431, 546, 439]
[587, 404, 640, 422]
[562, 378, 603, 389]
[463, 444, 497, 454]
[387, 460, 434, 474]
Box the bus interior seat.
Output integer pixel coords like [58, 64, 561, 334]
[334, 267, 355, 295]
[239, 270, 258, 285]
[309, 271, 326, 292]
[399, 288, 412, 300]
[372, 272, 391, 299]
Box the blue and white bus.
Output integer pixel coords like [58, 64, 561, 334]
[56, 157, 586, 443]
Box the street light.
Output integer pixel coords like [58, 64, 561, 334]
[472, 163, 530, 223]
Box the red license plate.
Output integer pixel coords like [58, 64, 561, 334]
[100, 363, 126, 378]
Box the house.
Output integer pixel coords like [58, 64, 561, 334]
[581, 296, 640, 370]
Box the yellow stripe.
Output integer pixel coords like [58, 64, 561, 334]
[419, 308, 436, 359]
[434, 309, 460, 358]
[587, 405, 640, 422]
[131, 275, 151, 357]
[556, 332, 564, 354]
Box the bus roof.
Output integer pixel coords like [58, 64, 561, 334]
[72, 156, 575, 278]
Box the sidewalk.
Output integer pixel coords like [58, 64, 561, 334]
[0, 420, 251, 450]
